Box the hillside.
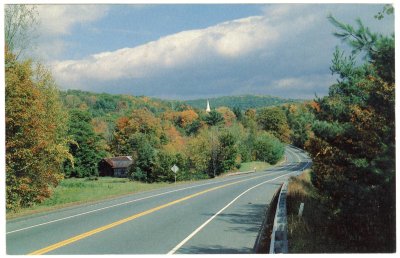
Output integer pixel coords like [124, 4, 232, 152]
[60, 90, 302, 117]
[183, 95, 302, 111]
[60, 90, 175, 119]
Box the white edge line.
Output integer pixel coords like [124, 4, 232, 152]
[167, 166, 306, 255]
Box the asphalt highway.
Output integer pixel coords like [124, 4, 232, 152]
[6, 145, 311, 255]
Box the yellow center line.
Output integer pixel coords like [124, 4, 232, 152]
[28, 173, 268, 255]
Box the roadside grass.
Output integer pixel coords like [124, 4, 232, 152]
[286, 170, 341, 253]
[238, 161, 273, 172]
[6, 177, 178, 219]
[237, 157, 286, 173]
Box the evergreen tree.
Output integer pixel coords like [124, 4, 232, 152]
[204, 110, 224, 126]
[307, 16, 395, 252]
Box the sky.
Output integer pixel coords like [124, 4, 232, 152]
[23, 3, 395, 100]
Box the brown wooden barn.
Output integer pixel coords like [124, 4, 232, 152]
[99, 156, 133, 177]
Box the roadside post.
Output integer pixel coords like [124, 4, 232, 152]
[171, 164, 179, 184]
[298, 202, 304, 217]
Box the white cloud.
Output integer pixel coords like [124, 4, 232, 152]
[51, 10, 316, 87]
[47, 4, 393, 99]
[36, 5, 109, 35]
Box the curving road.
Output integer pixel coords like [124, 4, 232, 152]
[6, 145, 311, 255]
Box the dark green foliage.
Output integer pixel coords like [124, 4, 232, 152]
[63, 110, 107, 178]
[370, 36, 394, 84]
[286, 104, 315, 148]
[253, 133, 285, 165]
[217, 131, 238, 172]
[129, 133, 157, 182]
[257, 107, 291, 143]
[307, 16, 395, 252]
[185, 119, 202, 136]
[208, 130, 238, 177]
[93, 95, 117, 115]
[60, 90, 172, 119]
[154, 151, 188, 182]
[204, 110, 224, 126]
[232, 106, 242, 121]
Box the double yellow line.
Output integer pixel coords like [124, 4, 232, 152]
[29, 174, 265, 255]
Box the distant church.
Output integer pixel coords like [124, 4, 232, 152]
[206, 99, 211, 113]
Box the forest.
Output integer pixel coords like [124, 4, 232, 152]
[5, 4, 395, 253]
[59, 90, 293, 181]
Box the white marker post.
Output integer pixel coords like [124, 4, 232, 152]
[171, 164, 179, 184]
[298, 202, 304, 217]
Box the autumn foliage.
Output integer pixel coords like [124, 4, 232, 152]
[5, 50, 71, 210]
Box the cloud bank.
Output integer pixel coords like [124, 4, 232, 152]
[44, 4, 393, 99]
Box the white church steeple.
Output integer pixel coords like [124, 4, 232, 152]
[206, 99, 211, 113]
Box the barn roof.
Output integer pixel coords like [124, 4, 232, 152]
[103, 156, 133, 168]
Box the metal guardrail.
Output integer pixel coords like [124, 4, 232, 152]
[268, 145, 312, 253]
[269, 181, 288, 253]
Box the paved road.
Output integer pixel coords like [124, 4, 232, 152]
[6, 145, 311, 255]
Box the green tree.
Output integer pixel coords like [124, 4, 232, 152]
[185, 129, 212, 179]
[215, 131, 239, 173]
[129, 133, 158, 182]
[232, 106, 242, 121]
[154, 151, 188, 182]
[185, 119, 202, 136]
[226, 122, 250, 162]
[286, 104, 315, 148]
[307, 16, 395, 252]
[253, 132, 284, 165]
[257, 107, 291, 143]
[204, 110, 224, 126]
[63, 110, 107, 178]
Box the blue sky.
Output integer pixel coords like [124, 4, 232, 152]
[61, 5, 265, 59]
[30, 3, 394, 100]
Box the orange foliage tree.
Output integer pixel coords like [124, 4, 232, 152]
[5, 50, 71, 210]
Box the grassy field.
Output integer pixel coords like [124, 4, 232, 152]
[6, 177, 179, 219]
[286, 170, 341, 253]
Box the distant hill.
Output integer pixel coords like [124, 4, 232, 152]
[60, 90, 303, 119]
[59, 90, 174, 120]
[183, 95, 302, 111]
